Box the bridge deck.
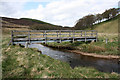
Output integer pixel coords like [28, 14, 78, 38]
[14, 37, 96, 42]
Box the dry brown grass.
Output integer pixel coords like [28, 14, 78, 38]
[87, 45, 106, 53]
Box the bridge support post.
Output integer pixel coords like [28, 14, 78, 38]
[72, 30, 75, 43]
[91, 31, 93, 37]
[96, 31, 98, 42]
[96, 38, 97, 42]
[57, 31, 58, 37]
[85, 31, 86, 42]
[43, 31, 44, 37]
[105, 38, 108, 44]
[45, 31, 47, 44]
[59, 30, 62, 43]
[81, 31, 82, 37]
[11, 30, 14, 45]
[28, 31, 31, 44]
[25, 42, 28, 48]
[69, 31, 71, 37]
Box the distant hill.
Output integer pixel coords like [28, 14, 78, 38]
[2, 17, 56, 26]
[2, 17, 71, 30]
[2, 15, 118, 33]
[20, 18, 56, 26]
[93, 15, 119, 33]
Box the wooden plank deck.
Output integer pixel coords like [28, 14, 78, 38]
[14, 37, 96, 41]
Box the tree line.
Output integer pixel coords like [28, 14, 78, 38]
[74, 8, 120, 30]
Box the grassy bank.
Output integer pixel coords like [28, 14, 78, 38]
[93, 15, 119, 33]
[46, 41, 119, 56]
[1, 34, 120, 78]
[45, 33, 119, 56]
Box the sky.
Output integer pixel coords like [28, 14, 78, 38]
[0, 0, 119, 27]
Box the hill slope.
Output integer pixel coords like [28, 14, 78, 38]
[2, 17, 68, 30]
[2, 17, 57, 26]
[93, 15, 119, 33]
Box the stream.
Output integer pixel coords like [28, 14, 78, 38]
[15, 42, 120, 74]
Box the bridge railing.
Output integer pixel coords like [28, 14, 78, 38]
[10, 30, 97, 45]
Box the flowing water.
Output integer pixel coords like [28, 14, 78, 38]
[15, 42, 120, 73]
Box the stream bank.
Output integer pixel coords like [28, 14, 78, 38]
[20, 42, 120, 74]
[11, 41, 120, 74]
[42, 42, 120, 60]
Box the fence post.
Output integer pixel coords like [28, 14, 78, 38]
[45, 30, 47, 44]
[81, 31, 82, 37]
[43, 31, 44, 37]
[105, 38, 108, 44]
[69, 31, 71, 37]
[59, 30, 62, 43]
[25, 42, 28, 48]
[73, 30, 75, 42]
[96, 31, 98, 42]
[11, 30, 14, 45]
[85, 31, 86, 42]
[57, 31, 58, 37]
[28, 31, 30, 44]
[91, 31, 93, 37]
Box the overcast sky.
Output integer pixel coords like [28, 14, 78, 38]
[0, 0, 119, 27]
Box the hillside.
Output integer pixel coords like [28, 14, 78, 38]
[93, 15, 119, 33]
[1, 17, 70, 30]
[2, 15, 119, 32]
[2, 17, 56, 26]
[2, 17, 52, 26]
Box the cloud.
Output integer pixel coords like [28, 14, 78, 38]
[0, 0, 59, 2]
[0, 2, 26, 18]
[0, 0, 119, 27]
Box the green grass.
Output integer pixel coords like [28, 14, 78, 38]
[2, 35, 120, 78]
[80, 41, 118, 55]
[46, 35, 119, 55]
[92, 15, 119, 33]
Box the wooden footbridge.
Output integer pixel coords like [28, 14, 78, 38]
[10, 30, 97, 45]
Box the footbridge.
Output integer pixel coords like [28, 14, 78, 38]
[10, 30, 97, 45]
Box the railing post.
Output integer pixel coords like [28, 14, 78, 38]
[91, 30, 93, 37]
[59, 30, 61, 43]
[69, 31, 71, 37]
[25, 42, 28, 48]
[105, 38, 108, 44]
[45, 30, 47, 44]
[81, 31, 82, 37]
[85, 31, 86, 42]
[73, 30, 75, 42]
[57, 31, 58, 37]
[96, 31, 98, 42]
[43, 31, 44, 37]
[11, 30, 14, 45]
[28, 31, 30, 44]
